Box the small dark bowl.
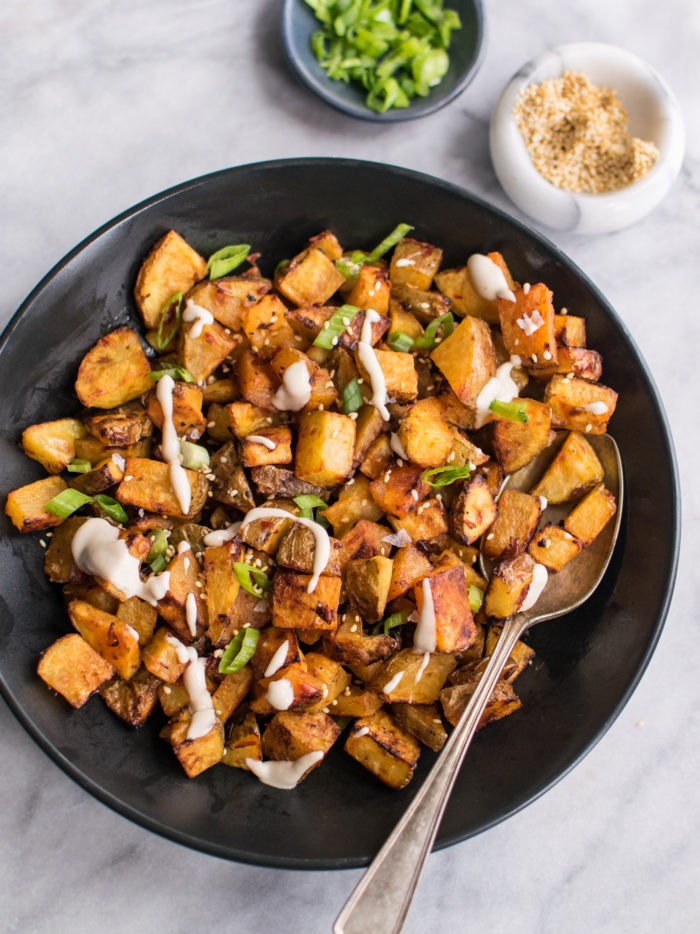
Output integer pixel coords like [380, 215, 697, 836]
[282, 0, 485, 122]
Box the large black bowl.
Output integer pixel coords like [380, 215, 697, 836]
[0, 159, 679, 869]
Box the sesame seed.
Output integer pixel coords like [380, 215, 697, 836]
[349, 412, 358, 420]
[487, 533, 494, 540]
[125, 475, 133, 481]
[531, 354, 538, 362]
[411, 489, 419, 500]
[39, 539, 46, 548]
[585, 423, 592, 432]
[448, 452, 455, 462]
[560, 307, 568, 316]
[207, 421, 216, 428]
[357, 378, 364, 385]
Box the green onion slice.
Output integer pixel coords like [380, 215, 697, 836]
[207, 244, 251, 280]
[412, 311, 454, 350]
[66, 459, 92, 474]
[388, 331, 415, 353]
[146, 528, 170, 571]
[313, 304, 361, 349]
[342, 377, 364, 414]
[93, 495, 128, 524]
[148, 364, 193, 383]
[365, 223, 414, 263]
[274, 257, 291, 277]
[333, 716, 352, 729]
[468, 585, 484, 614]
[293, 494, 328, 520]
[422, 464, 471, 489]
[44, 488, 94, 518]
[179, 441, 210, 471]
[233, 562, 272, 598]
[155, 292, 183, 351]
[372, 608, 411, 635]
[489, 400, 529, 423]
[219, 628, 260, 674]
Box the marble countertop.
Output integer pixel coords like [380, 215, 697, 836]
[2, 1, 698, 931]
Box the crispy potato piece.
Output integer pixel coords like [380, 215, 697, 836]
[544, 375, 618, 434]
[116, 597, 158, 646]
[304, 652, 351, 712]
[345, 555, 393, 622]
[239, 497, 297, 554]
[450, 475, 497, 545]
[323, 611, 399, 667]
[369, 463, 430, 518]
[172, 716, 225, 778]
[351, 405, 387, 471]
[261, 710, 341, 771]
[99, 668, 160, 726]
[142, 627, 189, 683]
[344, 708, 420, 790]
[73, 436, 151, 464]
[272, 570, 341, 631]
[209, 441, 255, 512]
[5, 475, 68, 533]
[250, 466, 324, 500]
[21, 418, 87, 474]
[498, 283, 558, 370]
[414, 558, 477, 652]
[555, 314, 587, 347]
[212, 668, 253, 723]
[84, 406, 153, 448]
[276, 524, 343, 576]
[356, 348, 418, 402]
[321, 474, 384, 538]
[223, 711, 262, 769]
[563, 483, 617, 546]
[295, 410, 356, 487]
[157, 549, 207, 642]
[144, 382, 205, 440]
[346, 265, 391, 315]
[38, 633, 115, 708]
[483, 490, 542, 559]
[228, 401, 282, 438]
[389, 497, 448, 543]
[309, 229, 343, 260]
[234, 350, 278, 409]
[430, 315, 496, 406]
[203, 541, 241, 640]
[390, 284, 451, 324]
[483, 628, 536, 682]
[434, 252, 514, 323]
[337, 518, 392, 570]
[241, 293, 300, 353]
[359, 432, 393, 479]
[533, 347, 603, 383]
[390, 702, 447, 751]
[328, 684, 382, 718]
[528, 524, 582, 571]
[186, 276, 271, 331]
[492, 398, 552, 473]
[438, 388, 475, 429]
[179, 319, 238, 383]
[239, 426, 293, 468]
[440, 676, 521, 728]
[250, 664, 326, 715]
[249, 627, 305, 681]
[43, 516, 87, 583]
[116, 456, 209, 520]
[374, 650, 457, 704]
[389, 300, 424, 344]
[75, 327, 152, 409]
[268, 347, 338, 412]
[448, 426, 490, 469]
[389, 238, 442, 290]
[397, 397, 452, 468]
[387, 543, 433, 601]
[68, 456, 125, 496]
[275, 246, 346, 307]
[134, 230, 207, 329]
[530, 431, 604, 504]
[67, 599, 140, 680]
[484, 553, 535, 619]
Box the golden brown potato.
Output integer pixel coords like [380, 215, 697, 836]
[356, 348, 418, 403]
[346, 265, 391, 315]
[388, 237, 442, 290]
[276, 524, 342, 576]
[498, 283, 558, 369]
[450, 475, 497, 545]
[115, 597, 158, 646]
[434, 252, 514, 323]
[414, 557, 477, 653]
[373, 650, 457, 704]
[67, 599, 140, 680]
[397, 396, 453, 468]
[68, 456, 125, 496]
[228, 401, 282, 438]
[482, 489, 542, 559]
[430, 315, 496, 406]
[212, 668, 254, 723]
[239, 426, 293, 468]
[21, 418, 87, 474]
[528, 525, 582, 571]
[544, 375, 618, 434]
[234, 349, 278, 409]
[369, 463, 430, 519]
[43, 516, 87, 583]
[172, 716, 225, 778]
[144, 382, 205, 440]
[157, 549, 207, 642]
[141, 627, 189, 683]
[179, 319, 239, 384]
[134, 229, 207, 329]
[223, 711, 262, 769]
[203, 541, 242, 641]
[329, 683, 384, 718]
[272, 570, 341, 631]
[563, 483, 617, 546]
[295, 410, 356, 487]
[5, 475, 68, 533]
[304, 652, 351, 712]
[492, 398, 552, 473]
[37, 633, 115, 708]
[530, 431, 604, 504]
[116, 456, 209, 520]
[390, 283, 451, 324]
[345, 555, 393, 622]
[323, 611, 399, 667]
[389, 702, 448, 751]
[275, 246, 345, 307]
[261, 710, 341, 769]
[186, 276, 271, 331]
[440, 675, 521, 728]
[388, 497, 448, 543]
[344, 708, 420, 789]
[484, 553, 535, 619]
[75, 327, 152, 409]
[351, 405, 387, 471]
[241, 293, 300, 353]
[387, 543, 433, 602]
[320, 474, 384, 538]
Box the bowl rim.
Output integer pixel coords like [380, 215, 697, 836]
[0, 157, 681, 869]
[281, 0, 486, 123]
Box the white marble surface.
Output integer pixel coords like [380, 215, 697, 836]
[1, 1, 699, 931]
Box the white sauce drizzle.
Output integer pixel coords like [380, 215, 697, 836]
[382, 671, 404, 694]
[414, 651, 431, 684]
[520, 563, 549, 612]
[185, 592, 198, 637]
[390, 432, 408, 461]
[516, 310, 544, 336]
[156, 374, 191, 515]
[467, 254, 516, 302]
[538, 496, 548, 510]
[182, 300, 214, 339]
[523, 282, 531, 295]
[272, 360, 311, 412]
[203, 522, 241, 546]
[266, 677, 295, 710]
[353, 725, 370, 737]
[240, 507, 330, 593]
[177, 540, 191, 554]
[358, 309, 390, 421]
[245, 751, 323, 790]
[169, 636, 217, 740]
[246, 434, 278, 450]
[71, 517, 170, 606]
[474, 356, 522, 429]
[394, 257, 415, 267]
[583, 401, 609, 415]
[111, 452, 126, 471]
[264, 640, 289, 678]
[414, 578, 437, 653]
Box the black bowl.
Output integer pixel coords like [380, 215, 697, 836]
[0, 158, 679, 869]
[282, 0, 485, 122]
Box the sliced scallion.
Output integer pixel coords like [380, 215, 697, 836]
[148, 364, 193, 383]
[388, 331, 415, 353]
[422, 464, 471, 489]
[93, 495, 128, 524]
[44, 488, 94, 518]
[207, 244, 251, 280]
[365, 223, 414, 263]
[489, 400, 529, 423]
[66, 459, 92, 474]
[180, 441, 210, 471]
[293, 494, 328, 520]
[313, 304, 361, 349]
[146, 528, 170, 572]
[233, 562, 272, 598]
[412, 311, 454, 350]
[372, 608, 411, 635]
[342, 377, 364, 414]
[468, 585, 484, 614]
[219, 628, 260, 674]
[155, 292, 183, 351]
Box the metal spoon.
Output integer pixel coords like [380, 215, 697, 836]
[334, 433, 623, 934]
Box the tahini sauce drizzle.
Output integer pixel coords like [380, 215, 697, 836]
[264, 640, 290, 678]
[182, 300, 214, 339]
[272, 360, 311, 411]
[240, 507, 330, 593]
[520, 563, 549, 611]
[169, 636, 217, 740]
[203, 522, 241, 546]
[246, 434, 278, 450]
[266, 677, 294, 710]
[185, 592, 198, 637]
[474, 356, 522, 429]
[156, 374, 191, 515]
[413, 578, 437, 653]
[245, 751, 323, 790]
[357, 309, 390, 421]
[467, 254, 516, 302]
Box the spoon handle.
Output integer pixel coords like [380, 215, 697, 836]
[334, 614, 526, 934]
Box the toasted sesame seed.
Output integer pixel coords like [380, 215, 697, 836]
[411, 489, 419, 500]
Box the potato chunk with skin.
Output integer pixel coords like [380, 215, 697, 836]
[322, 611, 399, 666]
[414, 558, 478, 652]
[485, 553, 535, 619]
[329, 683, 384, 718]
[369, 463, 430, 518]
[388, 497, 448, 543]
[304, 652, 351, 712]
[389, 237, 442, 290]
[531, 431, 604, 504]
[528, 524, 582, 571]
[434, 252, 514, 323]
[157, 549, 207, 642]
[21, 418, 87, 474]
[483, 490, 542, 559]
[390, 702, 447, 751]
[179, 318, 239, 383]
[397, 396, 452, 468]
[5, 475, 68, 533]
[276, 246, 346, 307]
[262, 710, 341, 769]
[276, 524, 343, 576]
[492, 398, 552, 473]
[450, 475, 497, 545]
[38, 633, 115, 708]
[295, 410, 356, 487]
[345, 555, 393, 622]
[142, 627, 189, 683]
[344, 708, 420, 790]
[134, 229, 207, 329]
[172, 716, 225, 778]
[498, 282, 557, 369]
[337, 519, 392, 570]
[144, 381, 206, 440]
[240, 426, 293, 468]
[563, 483, 617, 546]
[356, 347, 418, 403]
[387, 543, 433, 601]
[186, 276, 271, 331]
[268, 347, 338, 413]
[440, 676, 521, 728]
[68, 599, 140, 680]
[374, 650, 457, 704]
[430, 315, 496, 406]
[272, 570, 341, 631]
[116, 457, 209, 520]
[544, 375, 618, 434]
[346, 265, 391, 315]
[75, 327, 152, 409]
[321, 474, 383, 538]
[223, 711, 262, 769]
[99, 668, 160, 726]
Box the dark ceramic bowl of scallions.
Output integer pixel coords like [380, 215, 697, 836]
[282, 0, 485, 122]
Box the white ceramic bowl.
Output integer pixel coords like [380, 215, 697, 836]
[489, 43, 685, 234]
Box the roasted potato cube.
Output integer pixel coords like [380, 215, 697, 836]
[68, 456, 125, 496]
[172, 717, 225, 778]
[304, 652, 351, 712]
[43, 516, 87, 583]
[531, 431, 604, 503]
[448, 427, 490, 469]
[396, 396, 452, 468]
[84, 406, 153, 448]
[388, 497, 448, 543]
[241, 293, 299, 353]
[345, 555, 393, 622]
[99, 668, 160, 726]
[483, 490, 542, 559]
[414, 559, 477, 652]
[437, 388, 475, 429]
[203, 541, 241, 640]
[157, 549, 207, 642]
[142, 627, 189, 683]
[528, 525, 582, 571]
[440, 676, 521, 728]
[250, 466, 324, 500]
[116, 457, 209, 520]
[492, 398, 552, 473]
[356, 348, 418, 402]
[276, 246, 345, 307]
[346, 265, 391, 315]
[68, 599, 140, 680]
[484, 553, 535, 619]
[323, 611, 399, 666]
[186, 276, 271, 331]
[276, 525, 343, 576]
[369, 463, 430, 518]
[309, 229, 343, 260]
[38, 633, 115, 708]
[345, 708, 420, 789]
[388, 300, 424, 344]
[351, 405, 387, 471]
[212, 668, 253, 723]
[544, 375, 618, 434]
[534, 346, 603, 383]
[320, 474, 384, 538]
[239, 426, 293, 468]
[75, 327, 152, 409]
[390, 284, 451, 325]
[431, 315, 496, 406]
[295, 410, 355, 487]
[498, 282, 558, 370]
[5, 475, 68, 533]
[116, 596, 158, 646]
[223, 711, 262, 769]
[337, 519, 392, 569]
[389, 237, 442, 290]
[359, 433, 393, 480]
[483, 629, 536, 682]
[563, 483, 617, 546]
[554, 314, 587, 347]
[450, 475, 497, 545]
[268, 346, 338, 412]
[387, 543, 433, 601]
[179, 318, 238, 383]
[249, 626, 305, 680]
[228, 401, 281, 438]
[434, 252, 514, 323]
[272, 569, 341, 631]
[21, 418, 87, 474]
[329, 683, 384, 718]
[249, 663, 327, 715]
[134, 230, 207, 329]
[234, 350, 278, 409]
[374, 650, 457, 704]
[390, 702, 447, 751]
[239, 498, 297, 553]
[144, 381, 205, 440]
[261, 710, 341, 770]
[209, 441, 255, 512]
